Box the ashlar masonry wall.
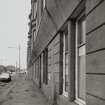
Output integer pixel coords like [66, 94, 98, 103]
[41, 34, 61, 104]
[86, 0, 105, 105]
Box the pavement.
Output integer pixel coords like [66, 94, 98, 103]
[0, 74, 49, 105]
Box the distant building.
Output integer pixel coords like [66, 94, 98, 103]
[27, 0, 105, 105]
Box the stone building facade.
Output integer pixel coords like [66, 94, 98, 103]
[27, 0, 105, 105]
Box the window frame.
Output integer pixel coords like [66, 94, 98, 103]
[62, 30, 69, 97]
[75, 13, 86, 105]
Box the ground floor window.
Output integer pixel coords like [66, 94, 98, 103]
[75, 13, 86, 105]
[41, 53, 43, 83]
[36, 59, 39, 80]
[43, 48, 48, 84]
[62, 27, 69, 97]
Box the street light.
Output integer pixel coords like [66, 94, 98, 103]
[8, 44, 21, 72]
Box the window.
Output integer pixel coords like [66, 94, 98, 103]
[75, 14, 86, 105]
[43, 0, 46, 9]
[41, 0, 46, 14]
[41, 53, 43, 84]
[33, 30, 37, 41]
[33, 2, 37, 19]
[63, 29, 69, 97]
[43, 48, 48, 84]
[35, 61, 37, 80]
[36, 59, 39, 80]
[39, 55, 41, 88]
[34, 63, 36, 80]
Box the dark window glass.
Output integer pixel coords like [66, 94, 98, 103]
[43, 48, 48, 84]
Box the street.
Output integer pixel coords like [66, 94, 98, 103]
[0, 74, 49, 105]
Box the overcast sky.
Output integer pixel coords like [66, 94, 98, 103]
[0, 0, 31, 68]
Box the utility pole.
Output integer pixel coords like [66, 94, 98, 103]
[19, 44, 21, 72]
[8, 44, 21, 72]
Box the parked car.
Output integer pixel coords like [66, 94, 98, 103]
[0, 72, 11, 82]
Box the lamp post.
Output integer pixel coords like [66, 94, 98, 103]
[8, 44, 21, 72]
